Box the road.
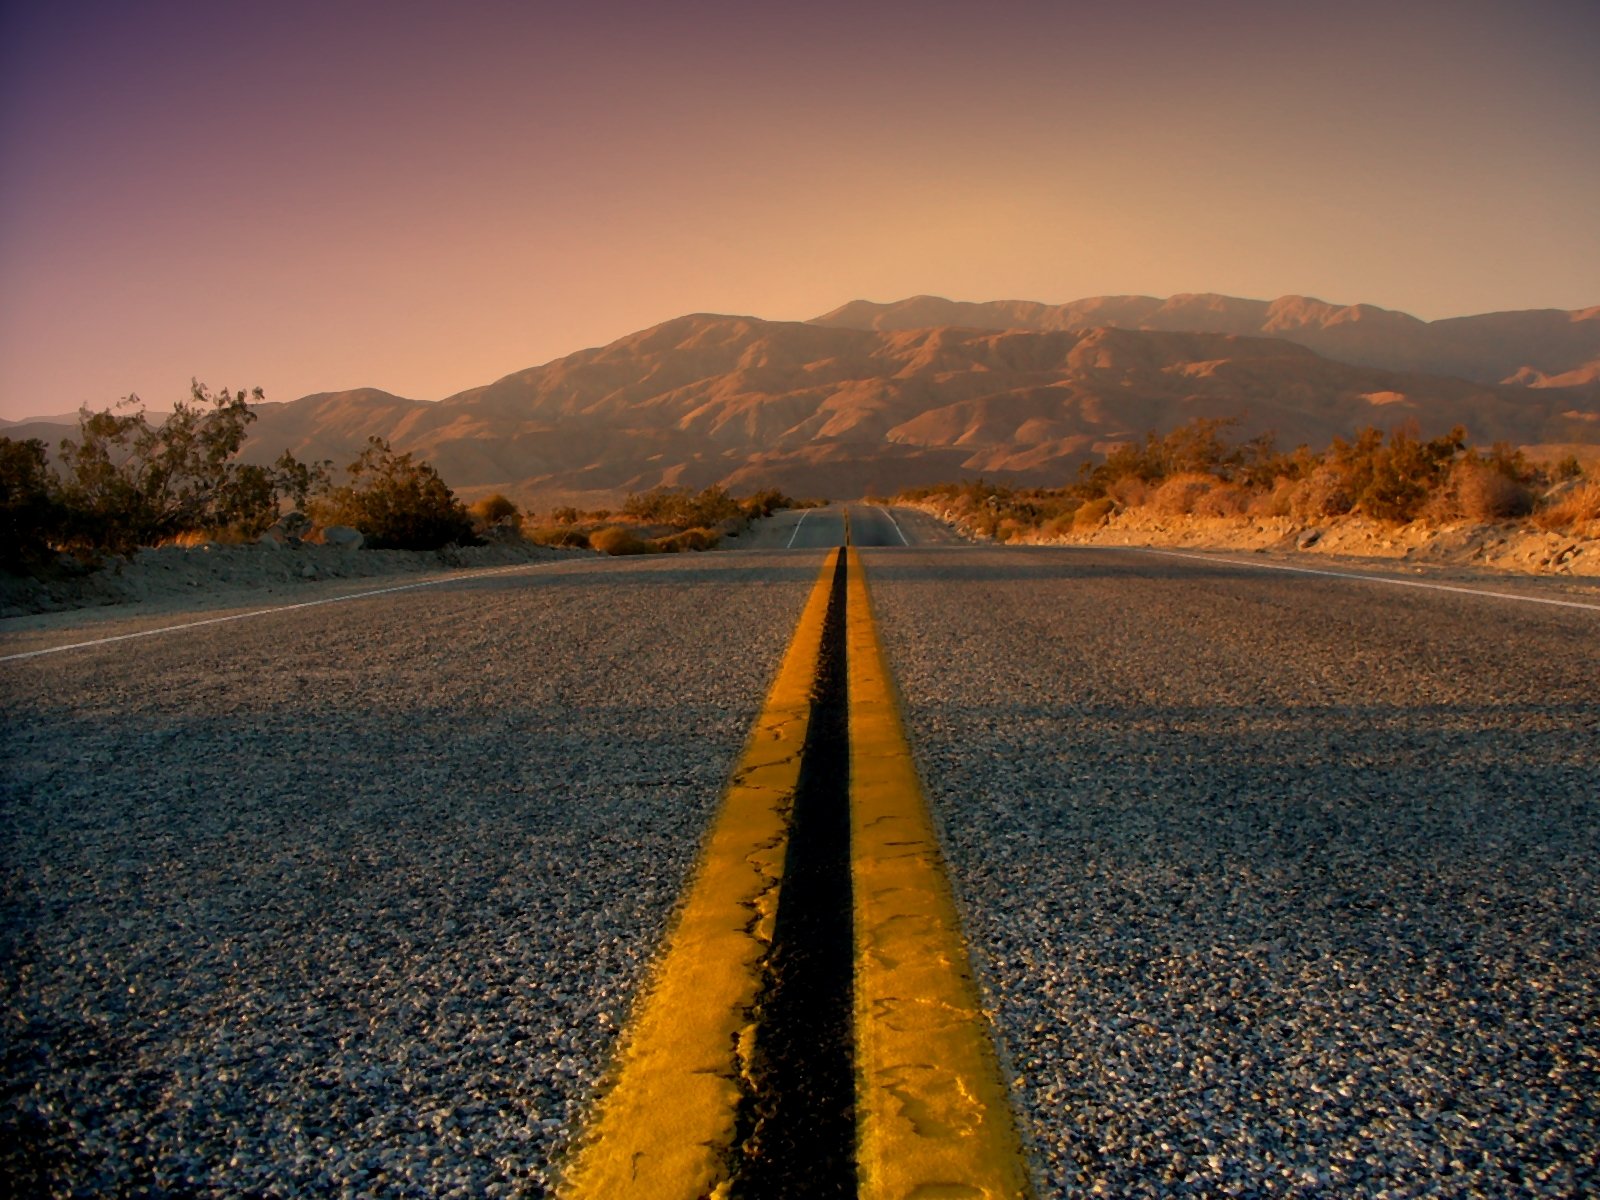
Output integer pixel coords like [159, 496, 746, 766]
[3, 532, 1597, 1198]
[762, 503, 954, 549]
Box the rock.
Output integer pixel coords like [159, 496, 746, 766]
[1296, 528, 1323, 549]
[257, 524, 301, 548]
[319, 525, 365, 550]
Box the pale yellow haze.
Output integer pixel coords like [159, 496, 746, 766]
[0, 0, 1596, 420]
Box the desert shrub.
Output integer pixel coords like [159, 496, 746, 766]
[1532, 481, 1600, 531]
[1453, 464, 1534, 522]
[623, 485, 743, 529]
[1073, 497, 1115, 528]
[652, 527, 721, 552]
[1551, 454, 1584, 482]
[1289, 466, 1355, 521]
[50, 384, 315, 554]
[468, 493, 520, 529]
[1151, 472, 1217, 516]
[526, 525, 591, 548]
[738, 488, 818, 520]
[1104, 475, 1150, 509]
[1250, 478, 1297, 517]
[1328, 424, 1465, 522]
[1040, 511, 1078, 539]
[1, 437, 68, 569]
[589, 525, 653, 555]
[1192, 481, 1250, 517]
[309, 437, 475, 550]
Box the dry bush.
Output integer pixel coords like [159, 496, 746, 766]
[1289, 466, 1354, 521]
[1532, 481, 1600, 531]
[995, 518, 1031, 543]
[526, 525, 590, 549]
[1192, 481, 1251, 518]
[1041, 512, 1078, 539]
[468, 493, 520, 528]
[1073, 497, 1115, 529]
[589, 525, 653, 555]
[652, 527, 721, 552]
[1453, 465, 1534, 522]
[1250, 478, 1296, 518]
[1104, 475, 1150, 509]
[1150, 472, 1217, 516]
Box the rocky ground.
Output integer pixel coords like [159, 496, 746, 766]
[907, 503, 1600, 584]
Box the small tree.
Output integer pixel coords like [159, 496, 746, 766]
[310, 437, 475, 550]
[51, 383, 314, 553]
[1, 437, 68, 569]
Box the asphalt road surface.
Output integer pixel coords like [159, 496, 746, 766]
[4, 539, 1597, 1198]
[762, 503, 944, 549]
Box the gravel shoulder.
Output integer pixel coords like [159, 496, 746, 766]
[1, 551, 823, 1198]
[864, 545, 1599, 1198]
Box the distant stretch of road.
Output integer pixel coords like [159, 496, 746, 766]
[780, 503, 915, 548]
[3, 533, 1596, 1198]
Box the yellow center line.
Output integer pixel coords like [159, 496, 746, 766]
[558, 549, 842, 1200]
[846, 546, 1032, 1199]
[558, 541, 1031, 1197]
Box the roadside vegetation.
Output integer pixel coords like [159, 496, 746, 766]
[1, 387, 822, 573]
[2, 385, 322, 570]
[524, 485, 823, 554]
[898, 419, 1598, 543]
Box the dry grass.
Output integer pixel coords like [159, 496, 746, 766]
[1532, 481, 1600, 532]
[651, 527, 721, 552]
[1073, 497, 1115, 529]
[526, 525, 591, 549]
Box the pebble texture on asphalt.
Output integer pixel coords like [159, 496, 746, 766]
[2, 554, 817, 1198]
[865, 546, 1599, 1199]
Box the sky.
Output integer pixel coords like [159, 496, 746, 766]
[2, 0, 1597, 421]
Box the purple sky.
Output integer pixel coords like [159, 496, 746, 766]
[2, 0, 1597, 420]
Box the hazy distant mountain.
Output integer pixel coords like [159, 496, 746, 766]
[812, 293, 1600, 386]
[13, 298, 1598, 507]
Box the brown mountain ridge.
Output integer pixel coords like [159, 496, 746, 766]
[17, 295, 1600, 506]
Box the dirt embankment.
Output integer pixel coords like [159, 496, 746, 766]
[906, 502, 1600, 581]
[0, 538, 581, 621]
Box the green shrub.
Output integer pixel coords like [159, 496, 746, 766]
[309, 437, 475, 550]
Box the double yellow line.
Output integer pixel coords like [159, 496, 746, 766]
[558, 546, 1031, 1199]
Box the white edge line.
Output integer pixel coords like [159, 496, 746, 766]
[0, 561, 551, 664]
[1103, 545, 1600, 612]
[876, 505, 909, 546]
[785, 509, 811, 549]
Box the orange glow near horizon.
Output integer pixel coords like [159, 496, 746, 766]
[1, 0, 1597, 420]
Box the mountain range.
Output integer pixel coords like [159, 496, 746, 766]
[8, 294, 1599, 506]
